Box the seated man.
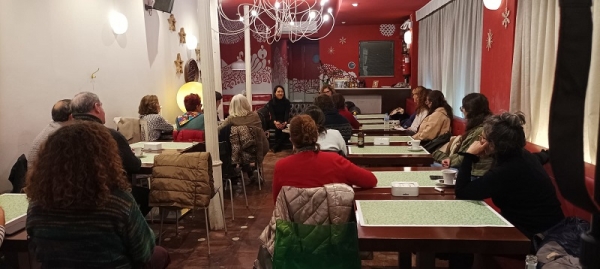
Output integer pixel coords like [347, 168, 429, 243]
[27, 99, 73, 168]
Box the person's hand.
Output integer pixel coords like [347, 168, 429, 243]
[0, 206, 5, 226]
[441, 158, 451, 168]
[467, 140, 489, 156]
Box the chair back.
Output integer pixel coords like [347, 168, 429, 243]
[115, 117, 143, 143]
[173, 129, 205, 142]
[139, 119, 150, 141]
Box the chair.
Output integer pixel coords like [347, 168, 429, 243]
[114, 117, 146, 143]
[150, 152, 226, 254]
[8, 154, 27, 193]
[140, 119, 150, 141]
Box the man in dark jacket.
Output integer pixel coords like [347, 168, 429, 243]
[71, 92, 149, 216]
[314, 94, 352, 141]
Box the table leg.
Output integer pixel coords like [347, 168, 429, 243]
[416, 252, 435, 269]
[398, 252, 412, 269]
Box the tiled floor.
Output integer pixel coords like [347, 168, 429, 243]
[152, 150, 450, 269]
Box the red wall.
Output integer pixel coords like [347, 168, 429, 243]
[318, 24, 405, 87]
[480, 0, 517, 113]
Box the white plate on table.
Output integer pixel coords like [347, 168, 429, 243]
[407, 147, 424, 152]
[437, 180, 455, 186]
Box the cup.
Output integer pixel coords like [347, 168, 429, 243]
[132, 147, 143, 157]
[442, 169, 457, 185]
[407, 140, 421, 150]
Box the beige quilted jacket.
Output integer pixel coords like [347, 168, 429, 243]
[259, 183, 355, 256]
[149, 152, 214, 208]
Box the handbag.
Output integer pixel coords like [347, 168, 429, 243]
[423, 132, 451, 153]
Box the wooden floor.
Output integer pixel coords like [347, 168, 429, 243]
[153, 150, 450, 269]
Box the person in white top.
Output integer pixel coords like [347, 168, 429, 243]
[303, 105, 347, 156]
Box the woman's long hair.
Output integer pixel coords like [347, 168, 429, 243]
[303, 105, 327, 134]
[25, 121, 130, 209]
[413, 86, 430, 114]
[462, 93, 492, 134]
[427, 90, 454, 121]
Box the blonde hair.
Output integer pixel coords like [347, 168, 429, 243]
[229, 94, 252, 117]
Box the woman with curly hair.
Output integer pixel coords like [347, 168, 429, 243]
[139, 95, 173, 141]
[271, 115, 376, 203]
[25, 121, 170, 269]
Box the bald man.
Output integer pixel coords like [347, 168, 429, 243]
[27, 99, 73, 167]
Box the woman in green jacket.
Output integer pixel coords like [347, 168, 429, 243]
[432, 93, 493, 178]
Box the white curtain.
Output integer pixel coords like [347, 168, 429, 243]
[418, 0, 483, 116]
[510, 0, 597, 164]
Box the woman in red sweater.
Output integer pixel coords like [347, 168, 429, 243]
[272, 115, 377, 203]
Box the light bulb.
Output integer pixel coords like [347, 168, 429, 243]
[483, 0, 502, 10]
[404, 30, 412, 45]
[187, 35, 198, 50]
[323, 14, 330, 22]
[274, 1, 280, 9]
[289, 21, 295, 26]
[327, 7, 333, 14]
[239, 16, 244, 21]
[251, 9, 257, 16]
[109, 11, 128, 35]
[320, 0, 329, 6]
[352, 3, 358, 7]
[309, 11, 316, 20]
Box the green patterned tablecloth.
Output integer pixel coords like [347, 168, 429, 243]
[361, 124, 391, 130]
[356, 200, 512, 227]
[358, 119, 384, 124]
[350, 135, 412, 143]
[356, 114, 386, 119]
[374, 171, 443, 188]
[0, 194, 28, 224]
[140, 152, 159, 165]
[348, 145, 429, 155]
[130, 142, 194, 150]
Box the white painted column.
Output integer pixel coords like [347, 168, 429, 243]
[244, 5, 252, 105]
[198, 0, 224, 230]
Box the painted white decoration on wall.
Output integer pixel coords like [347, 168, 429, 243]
[252, 25, 267, 43]
[502, 7, 510, 28]
[486, 29, 493, 51]
[379, 24, 396, 37]
[221, 48, 272, 93]
[219, 20, 244, 44]
[339, 36, 346, 44]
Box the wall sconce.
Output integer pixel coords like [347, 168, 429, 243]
[186, 35, 198, 50]
[109, 11, 128, 35]
[177, 82, 203, 112]
[404, 30, 412, 45]
[483, 0, 502, 10]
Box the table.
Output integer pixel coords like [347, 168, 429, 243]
[355, 167, 454, 198]
[357, 119, 384, 124]
[356, 197, 530, 269]
[347, 145, 434, 167]
[348, 135, 412, 146]
[352, 128, 411, 135]
[133, 142, 205, 173]
[356, 113, 386, 119]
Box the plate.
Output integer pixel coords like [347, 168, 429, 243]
[437, 180, 455, 186]
[135, 154, 145, 158]
[407, 148, 423, 152]
[393, 126, 406, 131]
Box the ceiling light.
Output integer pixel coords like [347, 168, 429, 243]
[186, 35, 198, 50]
[320, 0, 329, 6]
[342, 21, 346, 24]
[309, 11, 316, 20]
[275, 2, 280, 9]
[323, 14, 330, 21]
[239, 16, 244, 21]
[352, 3, 358, 7]
[109, 11, 128, 35]
[483, 0, 501, 10]
[251, 9, 258, 16]
[327, 7, 333, 13]
[403, 30, 412, 45]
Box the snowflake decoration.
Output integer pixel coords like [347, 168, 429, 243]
[379, 24, 396, 37]
[328, 46, 335, 54]
[502, 7, 511, 28]
[486, 29, 493, 51]
[339, 37, 346, 44]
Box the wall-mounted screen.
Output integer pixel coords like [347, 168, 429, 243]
[359, 41, 395, 77]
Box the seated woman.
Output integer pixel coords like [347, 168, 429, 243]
[176, 93, 205, 131]
[313, 94, 352, 141]
[139, 95, 173, 141]
[400, 86, 430, 132]
[332, 93, 360, 129]
[412, 90, 453, 141]
[433, 93, 494, 178]
[272, 115, 376, 203]
[320, 85, 336, 96]
[219, 94, 262, 131]
[303, 105, 347, 156]
[456, 112, 564, 239]
[267, 85, 291, 152]
[26, 121, 170, 268]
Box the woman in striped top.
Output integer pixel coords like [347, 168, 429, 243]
[25, 121, 170, 269]
[0, 207, 4, 247]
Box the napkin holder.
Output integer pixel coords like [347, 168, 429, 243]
[373, 137, 390, 146]
[391, 182, 419, 197]
[144, 142, 163, 151]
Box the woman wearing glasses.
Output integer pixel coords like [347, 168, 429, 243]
[456, 112, 564, 239]
[432, 93, 493, 179]
[411, 90, 453, 141]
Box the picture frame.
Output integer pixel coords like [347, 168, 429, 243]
[372, 80, 379, 88]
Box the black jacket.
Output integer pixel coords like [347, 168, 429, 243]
[73, 114, 141, 175]
[323, 109, 352, 142]
[455, 149, 564, 238]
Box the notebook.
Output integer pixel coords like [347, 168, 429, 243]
[0, 193, 28, 234]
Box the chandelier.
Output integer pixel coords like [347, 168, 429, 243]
[217, 0, 336, 44]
